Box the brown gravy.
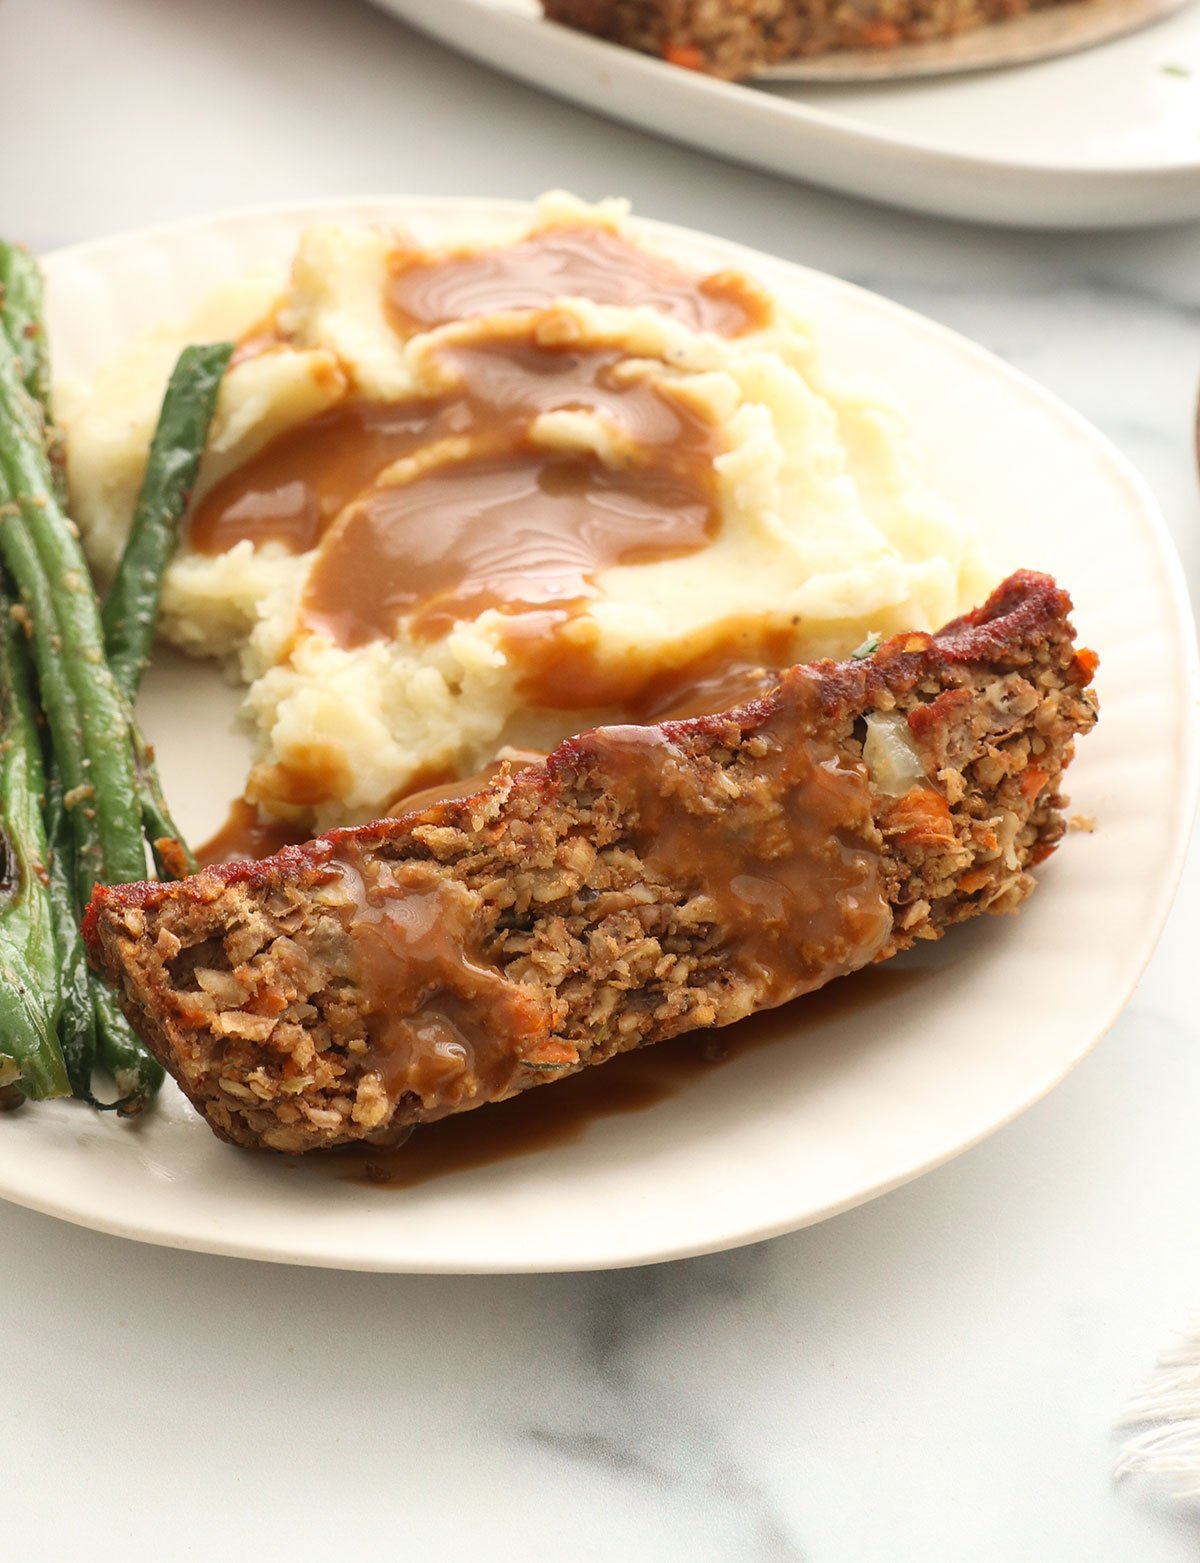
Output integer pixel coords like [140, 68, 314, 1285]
[197, 752, 539, 869]
[495, 614, 797, 717]
[193, 228, 788, 722]
[386, 225, 769, 339]
[386, 750, 546, 816]
[590, 672, 893, 1007]
[327, 845, 555, 1113]
[302, 339, 720, 654]
[196, 798, 310, 867]
[338, 964, 925, 1190]
[316, 671, 889, 1133]
[228, 309, 288, 368]
[189, 399, 460, 557]
[626, 629, 802, 722]
[305, 446, 714, 652]
[191, 332, 724, 699]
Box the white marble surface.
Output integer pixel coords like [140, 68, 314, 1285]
[3, 0, 1200, 1556]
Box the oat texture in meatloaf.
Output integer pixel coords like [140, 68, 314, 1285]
[542, 0, 1085, 76]
[86, 570, 1097, 1155]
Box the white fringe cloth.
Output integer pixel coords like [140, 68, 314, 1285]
[1116, 1316, 1200, 1499]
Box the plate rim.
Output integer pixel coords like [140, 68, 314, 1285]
[7, 195, 1197, 1273]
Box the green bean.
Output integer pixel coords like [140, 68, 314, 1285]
[44, 770, 97, 1097]
[0, 241, 76, 1100]
[0, 241, 111, 1103]
[104, 342, 232, 701]
[0, 333, 145, 894]
[0, 584, 69, 1100]
[0, 243, 65, 499]
[0, 482, 107, 1099]
[102, 342, 230, 882]
[90, 982, 163, 1113]
[0, 482, 97, 891]
[0, 326, 164, 1109]
[46, 724, 166, 1108]
[1, 252, 226, 1111]
[0, 244, 52, 419]
[133, 725, 197, 880]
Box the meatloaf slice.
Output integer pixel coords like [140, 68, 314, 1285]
[542, 0, 1081, 78]
[85, 570, 1097, 1154]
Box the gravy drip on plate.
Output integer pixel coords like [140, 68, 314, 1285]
[341, 965, 925, 1190]
[385, 224, 770, 338]
[196, 798, 310, 867]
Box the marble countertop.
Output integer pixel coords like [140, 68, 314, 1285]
[4, 0, 1200, 1556]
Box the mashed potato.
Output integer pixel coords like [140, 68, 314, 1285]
[61, 194, 992, 831]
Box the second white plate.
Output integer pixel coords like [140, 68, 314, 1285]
[369, 0, 1200, 228]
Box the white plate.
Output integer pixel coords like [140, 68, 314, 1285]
[1, 198, 1193, 1273]
[368, 0, 1200, 228]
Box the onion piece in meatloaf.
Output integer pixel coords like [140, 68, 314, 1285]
[85, 570, 1097, 1154]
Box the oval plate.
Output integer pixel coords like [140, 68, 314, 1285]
[368, 0, 1200, 228]
[2, 197, 1195, 1273]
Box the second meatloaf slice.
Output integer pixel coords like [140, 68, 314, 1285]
[86, 570, 1097, 1154]
[542, 0, 1077, 77]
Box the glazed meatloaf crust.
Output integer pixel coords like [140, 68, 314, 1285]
[86, 570, 1097, 1155]
[543, 0, 1079, 76]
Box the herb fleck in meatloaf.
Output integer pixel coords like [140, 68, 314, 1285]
[542, 0, 1082, 75]
[85, 571, 1097, 1155]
